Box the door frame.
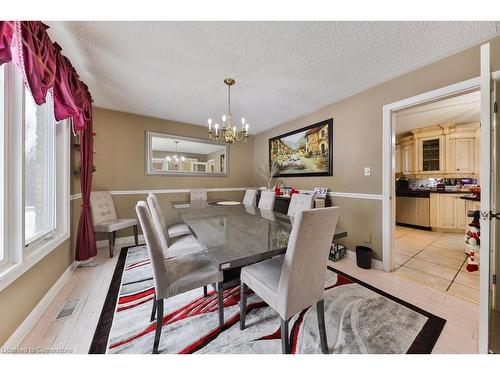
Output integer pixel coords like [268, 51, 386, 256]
[382, 76, 481, 272]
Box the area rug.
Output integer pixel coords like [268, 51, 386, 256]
[89, 245, 446, 354]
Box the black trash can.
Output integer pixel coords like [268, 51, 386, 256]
[356, 246, 372, 269]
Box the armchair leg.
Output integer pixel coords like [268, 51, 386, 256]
[133, 225, 139, 245]
[150, 292, 156, 322]
[317, 299, 329, 354]
[153, 299, 164, 354]
[108, 232, 114, 258]
[203, 285, 208, 297]
[217, 282, 224, 330]
[239, 282, 247, 330]
[280, 318, 290, 354]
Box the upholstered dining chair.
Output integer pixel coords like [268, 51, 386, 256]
[90, 191, 138, 258]
[239, 206, 340, 354]
[147, 193, 212, 298]
[135, 201, 224, 354]
[258, 191, 275, 210]
[287, 193, 314, 217]
[147, 193, 191, 248]
[242, 189, 257, 206]
[190, 188, 207, 203]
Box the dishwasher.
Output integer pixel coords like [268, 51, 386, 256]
[396, 196, 430, 228]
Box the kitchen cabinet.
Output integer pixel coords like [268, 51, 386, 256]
[430, 193, 467, 231]
[395, 144, 403, 174]
[416, 135, 445, 175]
[402, 142, 414, 175]
[396, 123, 479, 178]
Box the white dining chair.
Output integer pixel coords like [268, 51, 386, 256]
[239, 206, 340, 354]
[242, 189, 257, 206]
[147, 193, 191, 247]
[90, 191, 139, 258]
[147, 193, 212, 298]
[258, 191, 275, 210]
[287, 193, 314, 217]
[135, 201, 224, 354]
[190, 188, 207, 203]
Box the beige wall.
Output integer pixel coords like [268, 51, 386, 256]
[254, 36, 500, 261]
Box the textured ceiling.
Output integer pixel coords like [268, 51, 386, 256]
[395, 90, 480, 134]
[46, 21, 499, 134]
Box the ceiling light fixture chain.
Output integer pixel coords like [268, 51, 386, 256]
[207, 77, 249, 144]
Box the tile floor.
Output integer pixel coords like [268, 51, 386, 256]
[392, 226, 480, 304]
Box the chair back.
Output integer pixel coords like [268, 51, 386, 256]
[90, 191, 117, 225]
[287, 193, 314, 217]
[190, 188, 207, 203]
[278, 206, 340, 320]
[147, 193, 171, 249]
[258, 191, 275, 210]
[135, 201, 169, 297]
[242, 189, 257, 206]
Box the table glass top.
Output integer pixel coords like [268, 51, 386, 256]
[173, 202, 346, 270]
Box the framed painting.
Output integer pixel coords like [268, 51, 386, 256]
[269, 118, 333, 177]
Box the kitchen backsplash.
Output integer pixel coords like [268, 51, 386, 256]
[408, 177, 478, 190]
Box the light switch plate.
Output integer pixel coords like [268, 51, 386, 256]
[364, 167, 371, 176]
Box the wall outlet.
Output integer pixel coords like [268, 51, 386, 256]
[364, 167, 371, 176]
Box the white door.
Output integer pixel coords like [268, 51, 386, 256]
[478, 43, 498, 353]
[489, 76, 500, 353]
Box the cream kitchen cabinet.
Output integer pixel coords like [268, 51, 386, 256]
[402, 142, 414, 176]
[430, 193, 467, 231]
[395, 144, 403, 174]
[444, 123, 478, 175]
[416, 135, 445, 175]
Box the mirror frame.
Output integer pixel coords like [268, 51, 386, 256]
[145, 131, 229, 177]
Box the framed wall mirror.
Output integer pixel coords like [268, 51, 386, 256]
[145, 131, 229, 176]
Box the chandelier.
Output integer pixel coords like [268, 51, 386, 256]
[165, 140, 185, 167]
[207, 78, 249, 143]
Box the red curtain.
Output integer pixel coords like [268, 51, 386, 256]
[0, 21, 15, 64]
[75, 91, 97, 261]
[20, 21, 56, 105]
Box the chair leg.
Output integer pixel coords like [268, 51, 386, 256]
[133, 225, 139, 245]
[203, 285, 208, 297]
[108, 232, 114, 258]
[150, 292, 157, 322]
[317, 299, 329, 354]
[239, 282, 247, 330]
[280, 318, 290, 354]
[153, 299, 163, 354]
[217, 282, 224, 329]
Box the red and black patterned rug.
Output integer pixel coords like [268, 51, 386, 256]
[89, 245, 445, 354]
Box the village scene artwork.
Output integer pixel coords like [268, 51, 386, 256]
[269, 119, 332, 177]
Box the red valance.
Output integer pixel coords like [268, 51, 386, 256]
[21, 21, 57, 105]
[0, 21, 15, 64]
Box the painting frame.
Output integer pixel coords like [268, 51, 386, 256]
[269, 118, 333, 177]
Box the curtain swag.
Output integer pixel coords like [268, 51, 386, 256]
[0, 20, 97, 261]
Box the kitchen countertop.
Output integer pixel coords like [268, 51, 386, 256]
[396, 189, 472, 198]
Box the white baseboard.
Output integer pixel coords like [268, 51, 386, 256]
[96, 234, 145, 249]
[1, 261, 77, 350]
[345, 249, 383, 271]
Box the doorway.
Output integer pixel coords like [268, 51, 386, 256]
[390, 90, 481, 303]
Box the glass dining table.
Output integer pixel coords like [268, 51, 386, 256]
[172, 200, 347, 286]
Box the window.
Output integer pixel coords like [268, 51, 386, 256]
[0, 64, 5, 265]
[0, 62, 70, 291]
[24, 88, 56, 245]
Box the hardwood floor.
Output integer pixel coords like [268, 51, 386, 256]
[18, 241, 478, 354]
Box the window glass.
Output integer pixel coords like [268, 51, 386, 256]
[24, 88, 56, 244]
